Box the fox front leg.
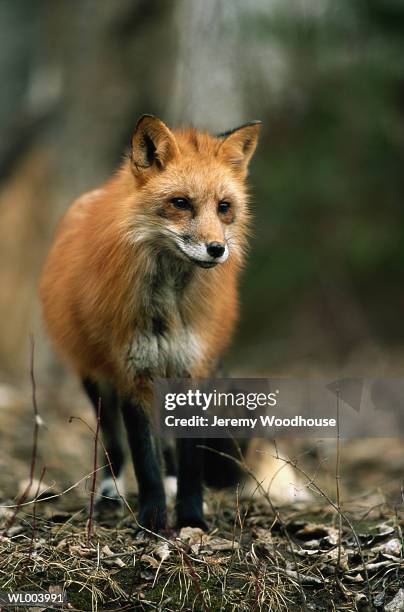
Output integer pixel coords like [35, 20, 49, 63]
[176, 437, 207, 530]
[120, 398, 167, 533]
[82, 377, 126, 514]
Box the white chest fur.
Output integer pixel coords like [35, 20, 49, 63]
[126, 326, 202, 377]
[124, 255, 204, 377]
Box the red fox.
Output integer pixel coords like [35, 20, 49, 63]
[39, 115, 261, 532]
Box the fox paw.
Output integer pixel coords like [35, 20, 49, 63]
[176, 515, 208, 531]
[176, 502, 207, 530]
[176, 496, 207, 531]
[137, 500, 167, 534]
[94, 477, 124, 518]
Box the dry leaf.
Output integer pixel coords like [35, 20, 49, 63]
[284, 569, 323, 586]
[154, 542, 170, 562]
[344, 573, 364, 583]
[100, 544, 125, 567]
[178, 527, 239, 553]
[179, 526, 207, 544]
[18, 478, 53, 500]
[385, 589, 404, 612]
[295, 522, 340, 546]
[324, 546, 349, 571]
[365, 560, 399, 571]
[354, 593, 368, 609]
[378, 523, 395, 538]
[179, 527, 211, 553]
[208, 537, 240, 552]
[141, 553, 159, 569]
[69, 544, 93, 558]
[373, 538, 402, 557]
[295, 547, 319, 557]
[294, 523, 330, 539]
[0, 506, 14, 522]
[254, 527, 273, 547]
[7, 525, 23, 536]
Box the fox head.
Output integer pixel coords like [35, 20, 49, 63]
[128, 115, 261, 268]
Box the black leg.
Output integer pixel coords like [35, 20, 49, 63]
[176, 438, 207, 530]
[203, 439, 247, 488]
[162, 439, 177, 477]
[82, 378, 126, 507]
[120, 398, 167, 532]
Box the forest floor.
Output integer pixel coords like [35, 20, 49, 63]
[0, 379, 403, 611]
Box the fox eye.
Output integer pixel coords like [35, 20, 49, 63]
[218, 201, 231, 214]
[170, 197, 191, 210]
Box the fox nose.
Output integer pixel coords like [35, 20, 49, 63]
[206, 241, 225, 259]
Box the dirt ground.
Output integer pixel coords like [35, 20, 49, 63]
[0, 376, 403, 611]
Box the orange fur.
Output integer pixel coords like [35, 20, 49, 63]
[39, 117, 261, 401]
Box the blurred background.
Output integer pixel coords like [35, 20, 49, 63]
[1, 0, 404, 500]
[2, 0, 404, 381]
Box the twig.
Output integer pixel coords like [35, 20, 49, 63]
[200, 443, 308, 611]
[29, 466, 46, 557]
[334, 386, 343, 578]
[268, 452, 374, 607]
[220, 483, 245, 608]
[2, 335, 42, 536]
[87, 398, 101, 544]
[178, 544, 209, 612]
[0, 468, 104, 510]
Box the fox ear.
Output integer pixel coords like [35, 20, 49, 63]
[131, 115, 179, 172]
[218, 121, 262, 174]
